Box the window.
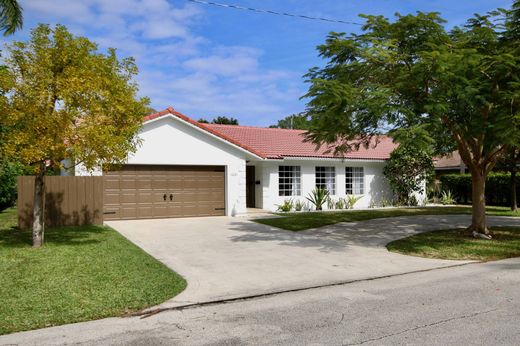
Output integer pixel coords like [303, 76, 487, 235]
[315, 166, 336, 194]
[345, 167, 364, 194]
[278, 166, 301, 196]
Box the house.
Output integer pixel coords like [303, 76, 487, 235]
[434, 151, 467, 176]
[74, 107, 400, 220]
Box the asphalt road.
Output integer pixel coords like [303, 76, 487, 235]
[3, 258, 519, 346]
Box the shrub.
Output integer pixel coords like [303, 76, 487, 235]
[327, 197, 335, 210]
[408, 194, 419, 206]
[440, 190, 456, 205]
[335, 198, 347, 209]
[277, 199, 293, 212]
[306, 187, 330, 211]
[294, 200, 304, 212]
[383, 145, 433, 206]
[380, 197, 392, 208]
[439, 173, 519, 206]
[345, 195, 363, 209]
[0, 161, 24, 211]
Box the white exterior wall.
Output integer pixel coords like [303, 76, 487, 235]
[76, 116, 250, 216]
[129, 117, 249, 216]
[74, 164, 103, 176]
[257, 159, 393, 212]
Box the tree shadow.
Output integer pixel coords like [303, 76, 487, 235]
[227, 215, 520, 253]
[19, 192, 101, 229]
[227, 219, 352, 253]
[0, 224, 108, 249]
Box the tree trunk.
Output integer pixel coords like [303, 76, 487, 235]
[32, 170, 46, 248]
[469, 168, 489, 235]
[512, 169, 518, 212]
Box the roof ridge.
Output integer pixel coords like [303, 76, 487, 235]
[143, 107, 268, 159]
[206, 123, 306, 132]
[142, 108, 396, 161]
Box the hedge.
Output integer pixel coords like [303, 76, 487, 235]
[439, 173, 518, 206]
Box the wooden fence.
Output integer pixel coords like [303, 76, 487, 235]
[17, 176, 104, 229]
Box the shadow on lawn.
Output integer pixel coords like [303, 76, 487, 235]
[0, 224, 108, 248]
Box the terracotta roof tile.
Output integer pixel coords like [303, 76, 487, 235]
[144, 108, 397, 160]
[434, 151, 465, 169]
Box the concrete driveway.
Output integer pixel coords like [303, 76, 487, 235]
[106, 215, 519, 308]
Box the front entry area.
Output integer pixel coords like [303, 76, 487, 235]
[103, 165, 225, 220]
[246, 165, 255, 208]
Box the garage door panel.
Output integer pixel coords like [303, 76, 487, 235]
[152, 204, 169, 218]
[137, 205, 153, 218]
[168, 180, 184, 189]
[168, 202, 184, 217]
[182, 203, 200, 217]
[119, 179, 137, 189]
[104, 179, 120, 190]
[104, 192, 121, 205]
[104, 165, 226, 220]
[137, 191, 153, 204]
[151, 179, 169, 190]
[121, 207, 138, 219]
[136, 179, 152, 190]
[152, 190, 169, 203]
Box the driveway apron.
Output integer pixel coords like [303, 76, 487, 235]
[105, 215, 520, 308]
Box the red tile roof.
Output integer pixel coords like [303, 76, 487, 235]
[144, 107, 267, 158]
[434, 151, 466, 169]
[144, 108, 397, 160]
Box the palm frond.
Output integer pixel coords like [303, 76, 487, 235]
[0, 0, 23, 36]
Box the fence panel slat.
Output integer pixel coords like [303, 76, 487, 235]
[17, 176, 104, 229]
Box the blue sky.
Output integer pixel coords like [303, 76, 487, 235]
[12, 0, 512, 126]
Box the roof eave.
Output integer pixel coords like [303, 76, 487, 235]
[143, 108, 266, 160]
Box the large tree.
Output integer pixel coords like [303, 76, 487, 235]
[304, 5, 520, 237]
[0, 24, 149, 247]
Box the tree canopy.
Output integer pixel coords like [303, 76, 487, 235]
[0, 24, 149, 246]
[198, 116, 239, 125]
[270, 113, 311, 130]
[304, 3, 520, 235]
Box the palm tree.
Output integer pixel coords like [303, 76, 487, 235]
[0, 0, 22, 36]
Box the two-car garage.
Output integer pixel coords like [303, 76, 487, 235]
[103, 165, 226, 220]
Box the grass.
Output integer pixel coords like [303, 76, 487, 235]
[387, 227, 520, 261]
[255, 206, 520, 231]
[0, 207, 186, 335]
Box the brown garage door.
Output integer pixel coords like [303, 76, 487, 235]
[103, 165, 225, 220]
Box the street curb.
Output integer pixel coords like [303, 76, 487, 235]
[130, 260, 479, 319]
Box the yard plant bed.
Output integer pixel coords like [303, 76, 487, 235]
[0, 208, 186, 335]
[255, 206, 519, 231]
[387, 227, 520, 261]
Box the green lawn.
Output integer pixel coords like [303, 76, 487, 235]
[0, 208, 186, 335]
[387, 227, 520, 261]
[255, 206, 519, 231]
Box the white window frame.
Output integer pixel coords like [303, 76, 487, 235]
[345, 167, 364, 194]
[278, 166, 301, 196]
[315, 166, 336, 195]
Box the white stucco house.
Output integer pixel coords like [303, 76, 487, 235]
[75, 107, 400, 220]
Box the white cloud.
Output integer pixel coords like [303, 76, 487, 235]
[19, 0, 305, 125]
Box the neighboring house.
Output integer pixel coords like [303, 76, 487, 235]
[73, 107, 399, 220]
[434, 151, 467, 176]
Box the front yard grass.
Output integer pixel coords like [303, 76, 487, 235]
[387, 227, 520, 261]
[255, 206, 519, 231]
[0, 207, 186, 335]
